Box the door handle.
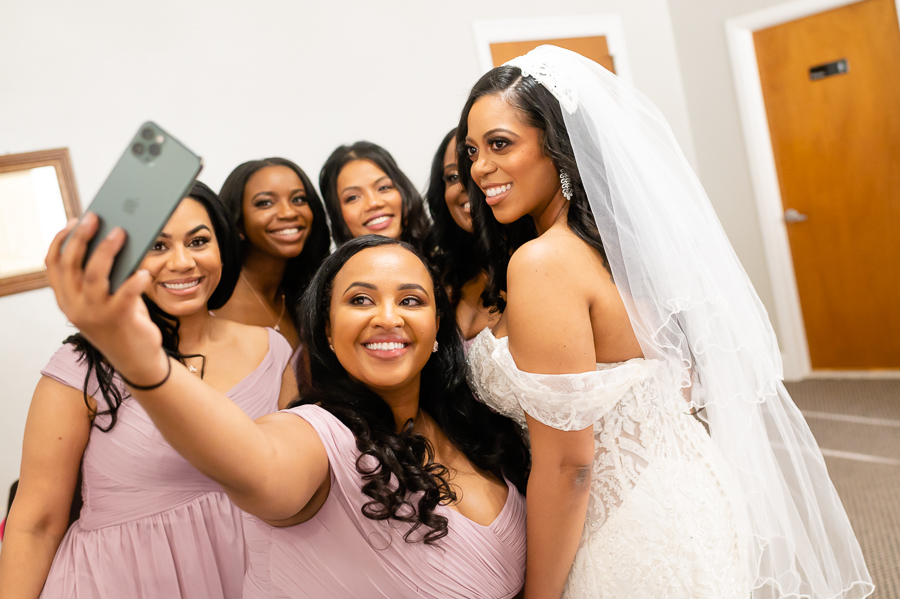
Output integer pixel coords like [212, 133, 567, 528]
[784, 208, 808, 223]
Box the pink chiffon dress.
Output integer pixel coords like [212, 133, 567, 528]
[38, 328, 290, 599]
[242, 404, 526, 599]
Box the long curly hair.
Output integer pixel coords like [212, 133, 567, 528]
[219, 157, 331, 328]
[67, 181, 241, 431]
[423, 128, 482, 308]
[457, 66, 610, 312]
[319, 141, 431, 251]
[294, 235, 529, 544]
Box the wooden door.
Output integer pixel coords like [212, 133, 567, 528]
[489, 36, 615, 73]
[755, 0, 900, 369]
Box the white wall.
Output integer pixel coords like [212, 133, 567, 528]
[0, 0, 694, 518]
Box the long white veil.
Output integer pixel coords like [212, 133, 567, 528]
[506, 46, 872, 598]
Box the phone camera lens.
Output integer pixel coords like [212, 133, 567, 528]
[132, 142, 145, 156]
[141, 127, 154, 140]
[148, 143, 161, 156]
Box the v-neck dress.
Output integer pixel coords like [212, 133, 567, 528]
[38, 328, 290, 599]
[241, 404, 526, 599]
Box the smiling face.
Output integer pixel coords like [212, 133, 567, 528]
[442, 136, 472, 233]
[326, 245, 438, 399]
[465, 93, 563, 224]
[337, 159, 404, 240]
[140, 198, 221, 316]
[241, 165, 314, 260]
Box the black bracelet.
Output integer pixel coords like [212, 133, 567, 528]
[120, 356, 172, 391]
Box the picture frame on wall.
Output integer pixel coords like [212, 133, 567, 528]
[0, 148, 82, 297]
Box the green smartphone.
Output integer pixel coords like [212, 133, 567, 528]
[69, 121, 202, 292]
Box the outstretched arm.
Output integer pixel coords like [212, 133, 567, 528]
[127, 359, 327, 522]
[43, 215, 328, 523]
[505, 241, 598, 599]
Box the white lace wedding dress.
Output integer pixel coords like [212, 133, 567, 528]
[467, 329, 751, 598]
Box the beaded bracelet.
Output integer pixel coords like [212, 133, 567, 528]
[120, 356, 172, 391]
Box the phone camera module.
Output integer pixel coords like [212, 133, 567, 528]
[141, 127, 155, 140]
[132, 142, 146, 156]
[148, 143, 161, 156]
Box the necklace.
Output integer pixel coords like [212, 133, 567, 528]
[241, 272, 286, 331]
[182, 353, 206, 378]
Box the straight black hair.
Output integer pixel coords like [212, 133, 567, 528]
[219, 157, 331, 326]
[319, 141, 430, 250]
[457, 66, 609, 312]
[67, 181, 241, 431]
[424, 128, 481, 308]
[295, 235, 529, 544]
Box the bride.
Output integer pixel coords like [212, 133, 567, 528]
[461, 46, 872, 598]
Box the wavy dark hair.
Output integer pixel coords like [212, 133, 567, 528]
[319, 142, 430, 250]
[67, 181, 241, 432]
[457, 66, 610, 312]
[424, 128, 482, 308]
[219, 158, 331, 327]
[295, 235, 529, 545]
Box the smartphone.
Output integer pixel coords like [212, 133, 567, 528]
[69, 121, 202, 292]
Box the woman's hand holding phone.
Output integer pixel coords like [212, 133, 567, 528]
[46, 214, 169, 387]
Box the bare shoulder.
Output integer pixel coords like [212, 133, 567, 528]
[508, 231, 611, 294]
[509, 232, 582, 271]
[505, 233, 601, 373]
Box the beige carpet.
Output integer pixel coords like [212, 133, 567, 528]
[785, 379, 900, 599]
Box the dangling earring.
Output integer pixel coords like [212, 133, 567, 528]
[560, 171, 573, 201]
[432, 341, 439, 353]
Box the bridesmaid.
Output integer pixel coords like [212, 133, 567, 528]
[42, 227, 530, 599]
[425, 128, 498, 342]
[0, 182, 295, 599]
[216, 158, 331, 350]
[319, 141, 430, 250]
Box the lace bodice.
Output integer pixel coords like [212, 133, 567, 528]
[467, 329, 749, 595]
[467, 329, 692, 529]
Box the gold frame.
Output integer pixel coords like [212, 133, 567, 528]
[0, 148, 82, 297]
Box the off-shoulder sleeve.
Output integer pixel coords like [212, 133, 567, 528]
[471, 333, 650, 431]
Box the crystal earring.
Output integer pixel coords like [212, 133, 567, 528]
[432, 341, 439, 353]
[560, 171, 573, 201]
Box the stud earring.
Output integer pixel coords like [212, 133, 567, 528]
[329, 344, 334, 352]
[432, 341, 439, 353]
[560, 171, 573, 201]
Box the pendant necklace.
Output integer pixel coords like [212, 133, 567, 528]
[242, 272, 286, 331]
[183, 354, 206, 377]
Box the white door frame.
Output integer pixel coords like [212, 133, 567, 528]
[725, 0, 900, 380]
[472, 15, 633, 85]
